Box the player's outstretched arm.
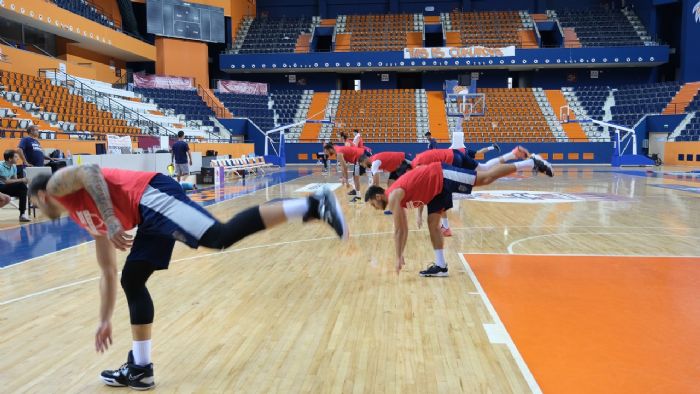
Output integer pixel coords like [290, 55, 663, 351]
[338, 155, 349, 185]
[389, 189, 408, 273]
[94, 235, 117, 353]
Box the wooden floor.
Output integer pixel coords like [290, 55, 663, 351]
[1, 165, 699, 393]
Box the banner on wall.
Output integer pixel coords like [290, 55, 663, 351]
[107, 135, 132, 154]
[404, 46, 516, 59]
[217, 80, 268, 95]
[133, 73, 193, 90]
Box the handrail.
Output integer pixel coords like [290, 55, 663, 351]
[38, 68, 176, 137]
[196, 84, 227, 118]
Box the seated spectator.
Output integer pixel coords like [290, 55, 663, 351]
[18, 125, 47, 168]
[0, 149, 31, 222]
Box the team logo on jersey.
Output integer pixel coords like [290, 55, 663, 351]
[453, 190, 630, 204]
[694, 0, 700, 23]
[75, 210, 107, 235]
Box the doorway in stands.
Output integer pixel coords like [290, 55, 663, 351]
[397, 73, 422, 89]
[338, 74, 361, 90]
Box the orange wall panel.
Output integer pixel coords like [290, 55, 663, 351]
[189, 142, 254, 157]
[0, 44, 97, 80]
[0, 138, 100, 155]
[155, 38, 208, 87]
[64, 45, 126, 84]
[664, 142, 700, 166]
[0, 0, 155, 61]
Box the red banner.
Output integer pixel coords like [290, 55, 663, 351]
[133, 73, 193, 90]
[217, 80, 268, 96]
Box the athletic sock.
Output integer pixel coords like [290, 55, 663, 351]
[514, 159, 534, 171]
[282, 199, 310, 220]
[485, 146, 495, 151]
[501, 151, 517, 162]
[435, 249, 447, 268]
[441, 217, 449, 229]
[132, 340, 152, 366]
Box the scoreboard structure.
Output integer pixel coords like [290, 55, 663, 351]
[147, 0, 225, 43]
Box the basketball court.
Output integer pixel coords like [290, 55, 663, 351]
[2, 164, 699, 392]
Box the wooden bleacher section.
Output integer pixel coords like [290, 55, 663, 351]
[460, 88, 555, 142]
[449, 11, 524, 48]
[0, 70, 140, 135]
[332, 89, 417, 142]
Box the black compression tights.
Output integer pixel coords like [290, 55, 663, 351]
[121, 206, 268, 324]
[121, 260, 155, 325]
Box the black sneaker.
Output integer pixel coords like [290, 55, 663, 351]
[304, 187, 349, 240]
[349, 196, 362, 203]
[100, 351, 155, 390]
[491, 143, 501, 153]
[419, 264, 449, 277]
[347, 189, 357, 196]
[531, 154, 553, 177]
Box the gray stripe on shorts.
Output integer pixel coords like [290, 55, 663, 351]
[140, 186, 215, 240]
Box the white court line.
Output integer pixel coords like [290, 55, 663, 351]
[507, 232, 700, 254]
[0, 173, 313, 272]
[0, 235, 337, 306]
[0, 276, 99, 306]
[4, 227, 700, 305]
[458, 254, 542, 394]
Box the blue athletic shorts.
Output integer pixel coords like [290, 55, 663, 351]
[126, 174, 216, 269]
[451, 149, 479, 171]
[427, 164, 477, 214]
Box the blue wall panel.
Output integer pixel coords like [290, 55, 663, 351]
[221, 46, 669, 73]
[283, 142, 613, 164]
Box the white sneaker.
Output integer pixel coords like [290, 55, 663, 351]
[19, 214, 32, 223]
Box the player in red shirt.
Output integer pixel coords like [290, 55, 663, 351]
[358, 151, 411, 187]
[364, 157, 552, 277]
[28, 164, 348, 389]
[412, 146, 552, 236]
[324, 143, 370, 199]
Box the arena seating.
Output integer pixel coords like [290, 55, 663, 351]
[52, 0, 120, 30]
[674, 95, 700, 141]
[675, 115, 700, 141]
[1, 70, 139, 135]
[610, 82, 681, 127]
[336, 14, 422, 51]
[236, 16, 315, 54]
[554, 8, 644, 47]
[445, 11, 528, 48]
[451, 88, 555, 142]
[135, 88, 216, 127]
[327, 89, 424, 142]
[568, 85, 610, 121]
[216, 92, 276, 136]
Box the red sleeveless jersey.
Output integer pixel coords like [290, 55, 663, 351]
[370, 152, 405, 172]
[52, 168, 157, 236]
[335, 145, 365, 163]
[412, 149, 454, 167]
[386, 162, 443, 208]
